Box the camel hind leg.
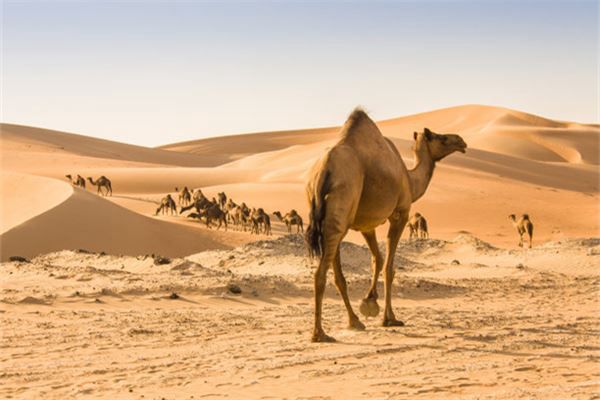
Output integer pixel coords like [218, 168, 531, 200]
[360, 230, 383, 318]
[312, 230, 345, 342]
[333, 248, 364, 330]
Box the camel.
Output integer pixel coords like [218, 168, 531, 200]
[509, 214, 534, 248]
[191, 204, 228, 230]
[305, 109, 466, 342]
[192, 189, 205, 201]
[180, 193, 212, 214]
[155, 194, 177, 215]
[177, 186, 192, 206]
[250, 208, 272, 235]
[217, 192, 227, 210]
[87, 176, 112, 196]
[232, 204, 251, 231]
[273, 210, 304, 233]
[65, 174, 86, 189]
[407, 212, 428, 239]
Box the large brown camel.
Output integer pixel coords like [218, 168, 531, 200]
[305, 109, 466, 342]
[155, 194, 177, 215]
[407, 212, 428, 239]
[509, 214, 534, 248]
[65, 174, 86, 189]
[177, 186, 192, 206]
[273, 210, 304, 233]
[87, 176, 112, 196]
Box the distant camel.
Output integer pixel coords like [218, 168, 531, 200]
[177, 186, 192, 206]
[156, 194, 177, 215]
[65, 174, 86, 189]
[407, 213, 428, 239]
[217, 192, 227, 210]
[190, 204, 228, 230]
[224, 199, 238, 224]
[232, 204, 251, 231]
[509, 214, 534, 248]
[273, 210, 304, 233]
[192, 189, 205, 201]
[305, 109, 466, 342]
[251, 208, 272, 235]
[180, 193, 212, 214]
[87, 176, 112, 196]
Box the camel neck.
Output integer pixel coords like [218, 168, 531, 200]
[408, 145, 435, 203]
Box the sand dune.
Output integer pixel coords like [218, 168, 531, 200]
[161, 105, 599, 166]
[0, 123, 212, 169]
[1, 104, 598, 259]
[0, 173, 247, 261]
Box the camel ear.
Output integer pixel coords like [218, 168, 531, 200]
[424, 128, 433, 140]
[413, 131, 418, 140]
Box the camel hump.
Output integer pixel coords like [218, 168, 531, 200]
[340, 107, 382, 141]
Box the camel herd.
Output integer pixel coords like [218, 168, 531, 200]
[154, 187, 301, 236]
[64, 173, 533, 248]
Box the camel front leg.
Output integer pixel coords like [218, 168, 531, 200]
[359, 230, 383, 318]
[333, 248, 365, 330]
[382, 213, 408, 327]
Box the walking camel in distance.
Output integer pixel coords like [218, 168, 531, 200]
[87, 176, 112, 196]
[273, 210, 304, 233]
[407, 212, 429, 239]
[177, 186, 192, 206]
[305, 108, 467, 342]
[65, 174, 86, 189]
[508, 214, 534, 248]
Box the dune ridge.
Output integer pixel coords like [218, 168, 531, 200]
[1, 104, 598, 260]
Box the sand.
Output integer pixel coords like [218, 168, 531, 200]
[1, 104, 599, 398]
[1, 235, 599, 399]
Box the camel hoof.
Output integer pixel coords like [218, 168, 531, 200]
[382, 318, 405, 327]
[359, 297, 380, 318]
[311, 331, 336, 343]
[349, 317, 366, 331]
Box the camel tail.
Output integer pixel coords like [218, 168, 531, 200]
[305, 170, 331, 258]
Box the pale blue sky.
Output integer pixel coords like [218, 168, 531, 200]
[2, 0, 598, 146]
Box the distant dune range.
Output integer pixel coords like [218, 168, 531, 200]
[1, 105, 598, 260]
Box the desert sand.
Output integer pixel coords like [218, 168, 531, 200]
[1, 104, 599, 398]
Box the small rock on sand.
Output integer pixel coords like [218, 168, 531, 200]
[227, 283, 242, 294]
[153, 255, 171, 265]
[9, 256, 30, 263]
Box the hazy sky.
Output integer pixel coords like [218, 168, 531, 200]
[2, 0, 598, 146]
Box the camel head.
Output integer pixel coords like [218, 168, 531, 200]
[508, 214, 517, 221]
[273, 211, 282, 217]
[413, 128, 467, 161]
[87, 177, 94, 183]
[65, 174, 72, 180]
